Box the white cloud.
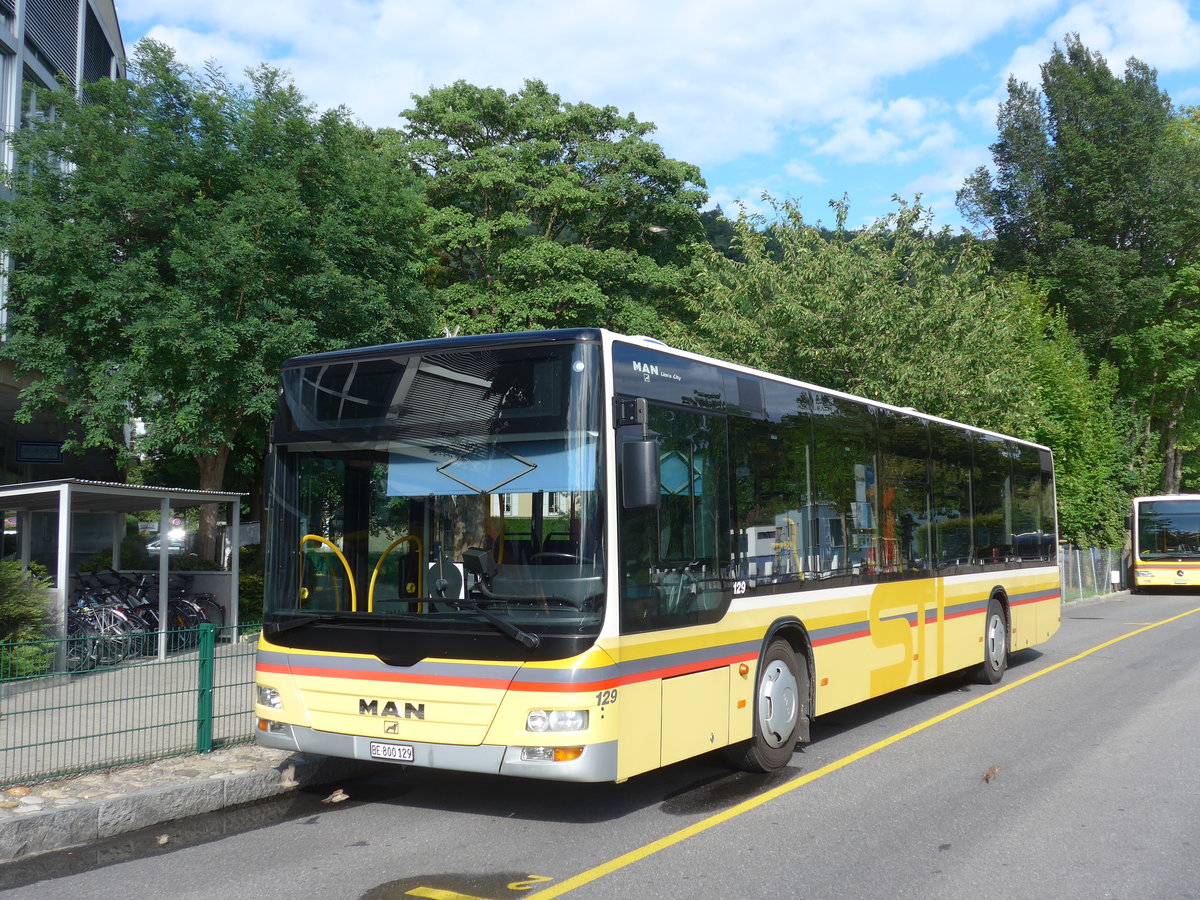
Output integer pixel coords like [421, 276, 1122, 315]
[704, 186, 776, 222]
[138, 26, 261, 78]
[880, 97, 940, 133]
[957, 90, 1003, 134]
[1001, 0, 1200, 93]
[816, 96, 958, 166]
[114, 0, 1200, 231]
[907, 145, 990, 196]
[1051, 0, 1200, 71]
[117, 0, 1065, 167]
[1175, 85, 1200, 105]
[895, 124, 960, 165]
[818, 123, 903, 165]
[783, 159, 826, 183]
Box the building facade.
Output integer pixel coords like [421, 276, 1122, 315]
[0, 0, 125, 488]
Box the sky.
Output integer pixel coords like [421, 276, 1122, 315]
[114, 0, 1200, 232]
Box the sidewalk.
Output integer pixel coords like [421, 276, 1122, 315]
[0, 744, 373, 864]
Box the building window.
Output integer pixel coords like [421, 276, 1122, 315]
[24, 0, 78, 86]
[82, 6, 114, 85]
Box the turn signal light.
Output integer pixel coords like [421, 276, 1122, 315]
[520, 746, 585, 762]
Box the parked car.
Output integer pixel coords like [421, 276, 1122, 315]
[146, 531, 188, 555]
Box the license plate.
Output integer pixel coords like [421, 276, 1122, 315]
[369, 741, 414, 762]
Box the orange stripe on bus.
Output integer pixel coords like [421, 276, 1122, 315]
[256, 651, 759, 694]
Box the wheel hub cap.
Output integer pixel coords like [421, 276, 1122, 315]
[758, 660, 799, 748]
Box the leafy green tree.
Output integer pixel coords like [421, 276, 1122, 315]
[1, 41, 434, 558]
[700, 207, 741, 261]
[0, 560, 54, 678]
[676, 198, 1041, 435]
[1116, 264, 1200, 493]
[958, 34, 1200, 493]
[397, 79, 707, 335]
[957, 34, 1183, 337]
[1022, 304, 1130, 545]
[675, 196, 1128, 544]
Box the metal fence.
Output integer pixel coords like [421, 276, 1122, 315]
[0, 624, 259, 787]
[1060, 544, 1126, 603]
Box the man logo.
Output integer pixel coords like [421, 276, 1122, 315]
[359, 698, 425, 720]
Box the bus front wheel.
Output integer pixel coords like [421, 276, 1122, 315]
[977, 597, 1009, 684]
[726, 639, 806, 773]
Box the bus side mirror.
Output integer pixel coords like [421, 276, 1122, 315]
[1124, 516, 1131, 531]
[622, 439, 660, 509]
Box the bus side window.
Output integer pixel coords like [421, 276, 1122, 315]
[618, 404, 732, 632]
[729, 417, 809, 588]
[810, 394, 877, 582]
[1013, 443, 1045, 561]
[930, 423, 973, 570]
[973, 435, 1014, 566]
[877, 411, 931, 578]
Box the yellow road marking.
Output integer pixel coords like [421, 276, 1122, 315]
[527, 605, 1200, 899]
[407, 887, 492, 900]
[509, 876, 554, 891]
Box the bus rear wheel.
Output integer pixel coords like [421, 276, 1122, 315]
[726, 639, 806, 773]
[976, 597, 1008, 684]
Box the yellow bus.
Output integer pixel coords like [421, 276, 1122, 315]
[255, 329, 1060, 782]
[1129, 494, 1200, 591]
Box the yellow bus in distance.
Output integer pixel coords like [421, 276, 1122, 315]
[1129, 494, 1200, 591]
[255, 329, 1061, 782]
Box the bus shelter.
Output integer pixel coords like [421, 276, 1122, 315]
[0, 479, 244, 661]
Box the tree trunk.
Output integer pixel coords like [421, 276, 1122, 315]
[248, 451, 266, 530]
[1160, 396, 1189, 495]
[195, 446, 232, 564]
[1162, 442, 1182, 495]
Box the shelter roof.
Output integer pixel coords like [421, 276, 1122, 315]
[0, 479, 243, 514]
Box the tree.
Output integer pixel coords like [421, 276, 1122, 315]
[1022, 305, 1130, 546]
[675, 196, 1129, 544]
[0, 560, 54, 678]
[1, 41, 434, 558]
[396, 79, 707, 335]
[957, 35, 1182, 344]
[958, 34, 1200, 493]
[676, 198, 1042, 435]
[1116, 264, 1200, 494]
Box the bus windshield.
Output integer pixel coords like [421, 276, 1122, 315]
[262, 340, 606, 656]
[1137, 499, 1200, 560]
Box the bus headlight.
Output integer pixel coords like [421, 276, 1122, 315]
[258, 686, 283, 710]
[526, 709, 589, 732]
[521, 746, 585, 762]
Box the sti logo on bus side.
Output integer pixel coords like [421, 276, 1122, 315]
[359, 698, 425, 720]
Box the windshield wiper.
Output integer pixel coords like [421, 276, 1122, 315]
[264, 613, 326, 637]
[450, 597, 541, 649]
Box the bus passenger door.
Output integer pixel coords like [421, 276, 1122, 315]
[873, 411, 936, 693]
[614, 399, 734, 776]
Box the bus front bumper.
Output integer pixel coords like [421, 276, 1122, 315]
[256, 721, 619, 783]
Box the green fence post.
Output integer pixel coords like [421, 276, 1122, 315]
[196, 623, 215, 753]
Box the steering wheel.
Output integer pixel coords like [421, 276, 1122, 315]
[530, 552, 586, 565]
